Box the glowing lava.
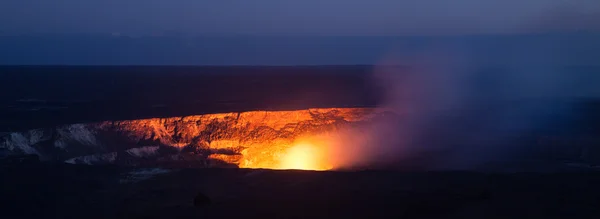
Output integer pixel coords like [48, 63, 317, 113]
[279, 142, 331, 171]
[84, 107, 391, 170]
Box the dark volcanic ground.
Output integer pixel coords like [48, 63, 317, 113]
[2, 65, 600, 132]
[0, 65, 380, 131]
[2, 163, 600, 219]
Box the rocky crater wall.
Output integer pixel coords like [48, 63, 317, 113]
[0, 108, 386, 168]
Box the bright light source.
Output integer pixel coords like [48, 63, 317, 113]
[279, 142, 330, 170]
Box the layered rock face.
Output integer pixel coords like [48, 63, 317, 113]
[0, 108, 388, 169]
[4, 104, 600, 171]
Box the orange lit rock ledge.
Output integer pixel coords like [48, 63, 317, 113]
[99, 108, 384, 170]
[2, 107, 393, 170]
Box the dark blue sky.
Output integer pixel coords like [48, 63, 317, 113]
[1, 0, 599, 36]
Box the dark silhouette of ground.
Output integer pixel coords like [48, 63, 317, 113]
[193, 192, 211, 208]
[2, 163, 600, 219]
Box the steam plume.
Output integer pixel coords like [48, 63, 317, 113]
[329, 42, 596, 171]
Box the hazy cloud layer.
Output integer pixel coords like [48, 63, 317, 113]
[1, 0, 599, 35]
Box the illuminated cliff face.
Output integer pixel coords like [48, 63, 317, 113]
[97, 108, 387, 170]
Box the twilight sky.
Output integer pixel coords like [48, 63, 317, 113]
[1, 0, 599, 35]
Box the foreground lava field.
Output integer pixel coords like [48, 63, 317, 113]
[2, 163, 600, 219]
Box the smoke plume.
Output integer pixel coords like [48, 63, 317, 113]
[327, 40, 597, 171]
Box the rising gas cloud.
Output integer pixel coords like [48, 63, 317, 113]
[326, 40, 597, 171]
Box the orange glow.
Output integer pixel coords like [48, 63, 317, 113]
[279, 142, 331, 170]
[99, 107, 392, 170]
